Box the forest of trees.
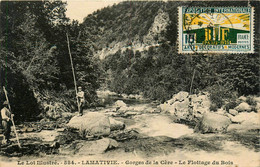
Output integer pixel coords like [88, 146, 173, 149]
[0, 1, 259, 121]
[97, 1, 259, 106]
[0, 1, 101, 122]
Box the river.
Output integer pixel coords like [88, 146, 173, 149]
[0, 91, 259, 167]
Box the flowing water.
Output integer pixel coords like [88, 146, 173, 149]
[0, 91, 259, 167]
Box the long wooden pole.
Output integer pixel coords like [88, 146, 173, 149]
[3, 86, 21, 148]
[66, 33, 80, 113]
[189, 69, 196, 95]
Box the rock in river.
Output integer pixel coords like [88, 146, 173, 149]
[228, 109, 239, 116]
[67, 112, 110, 137]
[76, 138, 118, 155]
[230, 112, 259, 125]
[109, 117, 125, 131]
[235, 102, 251, 112]
[194, 112, 231, 133]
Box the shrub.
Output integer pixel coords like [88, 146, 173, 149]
[209, 103, 218, 112]
[207, 84, 238, 110]
[224, 100, 239, 111]
[246, 96, 257, 107]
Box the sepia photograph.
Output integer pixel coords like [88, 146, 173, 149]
[0, 0, 259, 167]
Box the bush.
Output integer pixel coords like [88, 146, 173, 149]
[145, 85, 170, 103]
[209, 103, 218, 112]
[224, 100, 239, 111]
[246, 96, 257, 107]
[207, 84, 238, 110]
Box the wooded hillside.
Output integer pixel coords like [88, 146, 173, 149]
[0, 1, 259, 121]
[0, 1, 101, 121]
[85, 1, 259, 105]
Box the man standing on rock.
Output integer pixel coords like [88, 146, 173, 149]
[77, 86, 85, 116]
[1, 101, 13, 144]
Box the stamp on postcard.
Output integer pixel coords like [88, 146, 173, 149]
[178, 6, 254, 54]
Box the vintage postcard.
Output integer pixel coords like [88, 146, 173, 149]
[0, 0, 259, 167]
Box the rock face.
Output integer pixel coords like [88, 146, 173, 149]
[194, 113, 231, 133]
[67, 112, 110, 137]
[109, 117, 125, 131]
[143, 9, 170, 45]
[235, 102, 251, 112]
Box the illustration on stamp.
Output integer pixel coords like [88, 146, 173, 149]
[178, 7, 254, 54]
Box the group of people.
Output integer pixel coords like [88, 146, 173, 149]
[0, 86, 86, 145]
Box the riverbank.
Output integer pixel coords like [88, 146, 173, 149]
[0, 91, 259, 167]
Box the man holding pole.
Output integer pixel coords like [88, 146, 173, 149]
[1, 101, 13, 144]
[77, 86, 85, 116]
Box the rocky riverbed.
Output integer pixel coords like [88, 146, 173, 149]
[0, 91, 259, 167]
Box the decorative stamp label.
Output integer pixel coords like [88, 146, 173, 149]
[178, 7, 254, 54]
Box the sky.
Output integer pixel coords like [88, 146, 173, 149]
[65, 0, 125, 23]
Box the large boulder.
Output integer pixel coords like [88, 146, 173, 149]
[230, 112, 259, 125]
[109, 117, 125, 131]
[235, 102, 251, 112]
[227, 123, 260, 132]
[227, 112, 260, 132]
[67, 112, 110, 137]
[77, 138, 118, 155]
[76, 138, 118, 155]
[194, 113, 231, 133]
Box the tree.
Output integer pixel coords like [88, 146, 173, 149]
[13, 11, 60, 91]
